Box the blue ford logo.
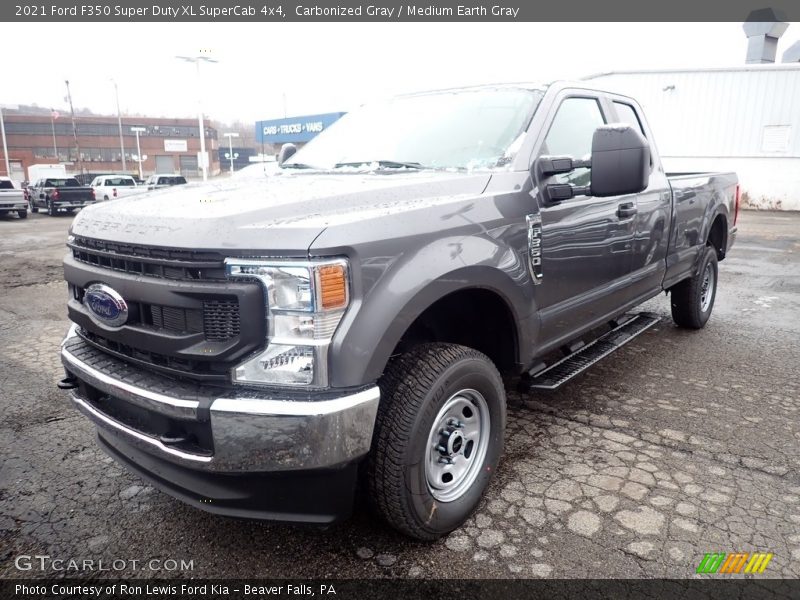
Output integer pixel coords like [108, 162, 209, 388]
[84, 283, 128, 328]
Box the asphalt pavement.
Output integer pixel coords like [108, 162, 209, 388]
[1, 209, 798, 579]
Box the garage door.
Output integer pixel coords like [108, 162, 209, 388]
[179, 155, 198, 177]
[155, 155, 174, 173]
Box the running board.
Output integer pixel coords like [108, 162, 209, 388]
[521, 312, 659, 391]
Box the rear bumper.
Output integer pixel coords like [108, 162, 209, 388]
[60, 326, 380, 522]
[55, 201, 94, 209]
[0, 202, 27, 211]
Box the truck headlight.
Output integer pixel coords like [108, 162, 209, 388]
[225, 259, 349, 388]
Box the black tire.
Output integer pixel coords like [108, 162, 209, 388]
[367, 343, 506, 540]
[18, 210, 27, 219]
[29, 200, 38, 213]
[47, 200, 57, 216]
[671, 245, 718, 329]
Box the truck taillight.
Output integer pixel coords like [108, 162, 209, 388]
[113, 188, 117, 197]
[90, 188, 95, 199]
[734, 184, 740, 226]
[52, 189, 60, 200]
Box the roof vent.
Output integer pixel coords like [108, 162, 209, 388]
[743, 9, 789, 64]
[783, 40, 800, 63]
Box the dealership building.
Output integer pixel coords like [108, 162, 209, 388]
[0, 111, 220, 182]
[255, 112, 345, 149]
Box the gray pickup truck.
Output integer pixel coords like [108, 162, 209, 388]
[29, 177, 96, 216]
[59, 82, 738, 540]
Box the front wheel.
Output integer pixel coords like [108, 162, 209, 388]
[367, 343, 506, 540]
[29, 200, 38, 214]
[670, 245, 718, 329]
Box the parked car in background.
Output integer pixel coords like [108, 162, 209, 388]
[0, 176, 28, 219]
[90, 175, 147, 201]
[145, 174, 188, 190]
[28, 177, 96, 216]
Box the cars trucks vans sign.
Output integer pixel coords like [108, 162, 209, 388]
[256, 112, 345, 144]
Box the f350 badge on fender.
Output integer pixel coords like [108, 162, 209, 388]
[526, 214, 543, 284]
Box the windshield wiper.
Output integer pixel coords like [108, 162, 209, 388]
[334, 160, 426, 170]
[280, 162, 318, 169]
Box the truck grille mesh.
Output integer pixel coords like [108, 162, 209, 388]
[69, 235, 227, 280]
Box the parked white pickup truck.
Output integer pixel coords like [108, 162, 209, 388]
[0, 177, 27, 219]
[89, 175, 147, 201]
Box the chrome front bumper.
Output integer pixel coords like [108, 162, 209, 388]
[61, 329, 380, 473]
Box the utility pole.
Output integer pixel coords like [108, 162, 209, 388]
[50, 109, 58, 159]
[112, 79, 127, 172]
[64, 80, 84, 175]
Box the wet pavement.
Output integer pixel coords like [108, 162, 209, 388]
[1, 209, 798, 579]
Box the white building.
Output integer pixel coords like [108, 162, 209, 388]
[584, 64, 800, 210]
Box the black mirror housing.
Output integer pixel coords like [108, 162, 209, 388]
[590, 125, 650, 197]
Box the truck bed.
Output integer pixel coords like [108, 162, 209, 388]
[663, 171, 738, 289]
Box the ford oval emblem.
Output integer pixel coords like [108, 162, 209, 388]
[84, 283, 128, 328]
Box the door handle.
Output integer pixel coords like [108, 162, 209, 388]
[617, 202, 637, 219]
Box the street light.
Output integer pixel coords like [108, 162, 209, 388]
[223, 132, 239, 174]
[131, 126, 146, 179]
[111, 79, 127, 172]
[176, 50, 217, 182]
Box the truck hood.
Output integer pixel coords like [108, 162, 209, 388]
[69, 171, 492, 255]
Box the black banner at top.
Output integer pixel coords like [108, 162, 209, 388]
[2, 0, 800, 22]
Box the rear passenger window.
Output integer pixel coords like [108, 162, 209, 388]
[541, 97, 605, 186]
[613, 102, 645, 136]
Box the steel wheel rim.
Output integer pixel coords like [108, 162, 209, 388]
[700, 263, 714, 312]
[425, 388, 490, 503]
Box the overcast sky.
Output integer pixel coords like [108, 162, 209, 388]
[2, 22, 797, 124]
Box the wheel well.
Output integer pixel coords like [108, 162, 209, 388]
[708, 214, 727, 260]
[392, 289, 518, 372]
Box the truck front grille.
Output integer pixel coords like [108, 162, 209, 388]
[69, 235, 227, 280]
[65, 237, 267, 382]
[72, 286, 242, 342]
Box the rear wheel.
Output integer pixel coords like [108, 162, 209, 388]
[670, 245, 718, 329]
[47, 200, 57, 216]
[17, 209, 27, 219]
[367, 343, 506, 540]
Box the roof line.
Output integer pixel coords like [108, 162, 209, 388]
[583, 63, 800, 79]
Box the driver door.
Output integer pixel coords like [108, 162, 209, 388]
[533, 94, 636, 344]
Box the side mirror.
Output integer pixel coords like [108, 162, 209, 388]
[590, 125, 650, 197]
[278, 143, 297, 166]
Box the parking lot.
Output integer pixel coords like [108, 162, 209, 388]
[1, 209, 798, 579]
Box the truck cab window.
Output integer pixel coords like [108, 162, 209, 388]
[541, 97, 605, 186]
[613, 102, 645, 136]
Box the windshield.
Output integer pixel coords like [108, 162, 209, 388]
[286, 87, 543, 171]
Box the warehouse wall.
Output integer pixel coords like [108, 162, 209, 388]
[585, 65, 800, 210]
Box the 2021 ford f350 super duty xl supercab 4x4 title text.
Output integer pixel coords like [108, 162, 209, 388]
[59, 82, 738, 540]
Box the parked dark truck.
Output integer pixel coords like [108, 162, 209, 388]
[29, 177, 95, 216]
[59, 82, 738, 540]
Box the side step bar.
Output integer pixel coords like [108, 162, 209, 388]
[521, 312, 659, 391]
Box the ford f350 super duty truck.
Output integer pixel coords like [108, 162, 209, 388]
[59, 82, 738, 540]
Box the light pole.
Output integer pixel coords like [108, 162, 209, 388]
[223, 132, 239, 174]
[131, 126, 146, 179]
[176, 51, 217, 182]
[112, 79, 127, 172]
[0, 106, 11, 177]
